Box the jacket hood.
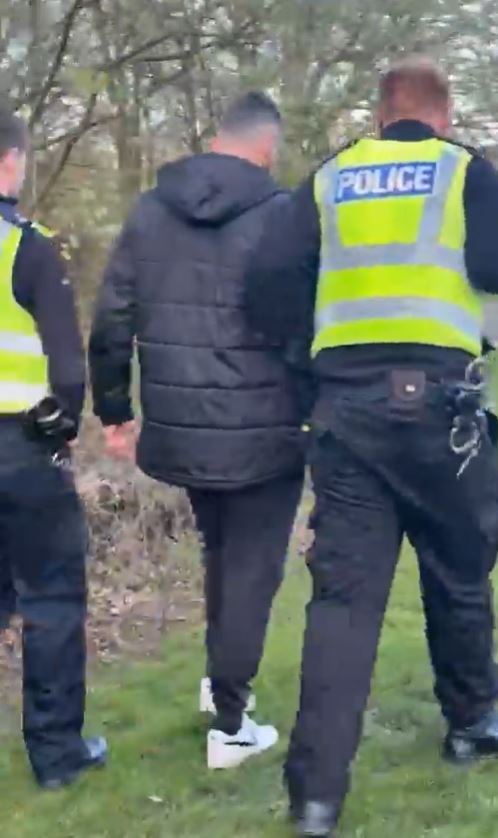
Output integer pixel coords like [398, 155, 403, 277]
[156, 153, 280, 225]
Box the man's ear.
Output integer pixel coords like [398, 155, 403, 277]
[267, 141, 280, 170]
[260, 127, 280, 170]
[433, 110, 451, 137]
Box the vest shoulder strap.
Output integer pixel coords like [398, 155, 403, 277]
[314, 139, 361, 199]
[0, 211, 45, 236]
[28, 221, 71, 264]
[0, 217, 22, 251]
[316, 139, 361, 174]
[30, 220, 56, 238]
[437, 136, 482, 159]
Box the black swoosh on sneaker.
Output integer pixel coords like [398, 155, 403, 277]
[225, 740, 256, 747]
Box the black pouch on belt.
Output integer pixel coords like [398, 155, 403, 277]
[388, 369, 427, 422]
[23, 396, 77, 446]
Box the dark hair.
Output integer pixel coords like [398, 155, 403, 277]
[220, 91, 282, 136]
[0, 107, 28, 159]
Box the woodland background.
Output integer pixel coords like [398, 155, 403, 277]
[4, 0, 498, 314]
[3, 8, 498, 835]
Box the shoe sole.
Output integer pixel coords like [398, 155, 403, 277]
[442, 733, 498, 766]
[293, 802, 337, 837]
[38, 757, 107, 791]
[443, 748, 498, 766]
[296, 816, 335, 836]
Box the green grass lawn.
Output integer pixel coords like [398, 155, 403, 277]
[3, 545, 498, 837]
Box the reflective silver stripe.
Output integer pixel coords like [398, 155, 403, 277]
[416, 150, 458, 244]
[0, 332, 43, 355]
[321, 241, 465, 272]
[315, 296, 481, 343]
[0, 219, 13, 248]
[319, 150, 466, 274]
[0, 382, 47, 407]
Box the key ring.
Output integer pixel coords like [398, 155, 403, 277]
[457, 441, 481, 478]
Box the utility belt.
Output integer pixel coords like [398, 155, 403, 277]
[25, 394, 76, 443]
[0, 397, 77, 464]
[310, 345, 496, 479]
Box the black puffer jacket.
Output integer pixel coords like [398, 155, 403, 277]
[90, 153, 305, 489]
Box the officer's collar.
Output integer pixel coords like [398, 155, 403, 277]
[381, 120, 436, 141]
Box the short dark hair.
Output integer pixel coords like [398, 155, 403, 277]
[220, 91, 282, 136]
[0, 107, 28, 159]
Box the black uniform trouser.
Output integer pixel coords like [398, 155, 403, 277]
[286, 374, 498, 809]
[189, 473, 303, 734]
[0, 424, 88, 781]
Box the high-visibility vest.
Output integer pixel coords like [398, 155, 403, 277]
[0, 218, 49, 412]
[312, 137, 482, 358]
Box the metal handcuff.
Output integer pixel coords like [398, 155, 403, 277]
[449, 350, 493, 478]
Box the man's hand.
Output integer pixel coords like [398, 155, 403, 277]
[103, 421, 137, 460]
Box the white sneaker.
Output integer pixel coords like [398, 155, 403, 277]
[207, 715, 279, 770]
[199, 677, 256, 715]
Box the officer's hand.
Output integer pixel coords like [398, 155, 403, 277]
[103, 421, 136, 460]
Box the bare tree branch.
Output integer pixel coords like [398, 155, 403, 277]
[97, 32, 190, 72]
[29, 0, 89, 129]
[30, 93, 98, 212]
[139, 27, 259, 64]
[146, 66, 192, 94]
[34, 112, 119, 151]
[97, 14, 258, 71]
[134, 50, 194, 64]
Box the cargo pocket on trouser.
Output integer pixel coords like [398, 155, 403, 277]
[388, 369, 427, 423]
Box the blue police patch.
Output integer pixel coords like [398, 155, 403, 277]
[335, 162, 437, 204]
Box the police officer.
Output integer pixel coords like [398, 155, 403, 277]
[246, 56, 498, 836]
[0, 108, 106, 788]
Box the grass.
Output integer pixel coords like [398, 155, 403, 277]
[3, 543, 498, 837]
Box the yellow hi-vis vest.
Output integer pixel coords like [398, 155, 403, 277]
[312, 137, 482, 358]
[0, 218, 49, 412]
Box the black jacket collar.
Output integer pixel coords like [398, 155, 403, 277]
[381, 120, 436, 141]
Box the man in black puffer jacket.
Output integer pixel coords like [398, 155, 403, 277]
[89, 92, 305, 770]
